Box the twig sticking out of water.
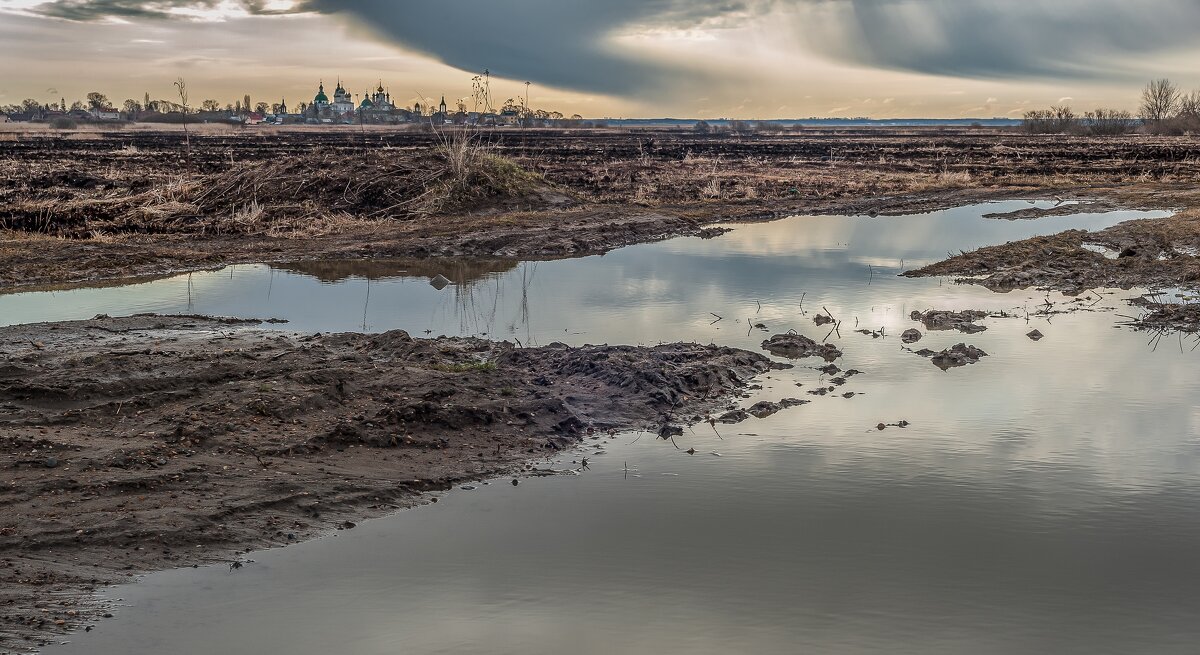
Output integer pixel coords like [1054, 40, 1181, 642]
[706, 416, 723, 440]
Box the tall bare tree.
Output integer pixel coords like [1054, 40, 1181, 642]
[1140, 78, 1181, 123]
[174, 78, 191, 174]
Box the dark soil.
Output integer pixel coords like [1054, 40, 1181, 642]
[0, 314, 780, 651]
[761, 333, 843, 362]
[913, 343, 990, 370]
[906, 211, 1200, 295]
[1127, 297, 1200, 334]
[910, 309, 991, 333]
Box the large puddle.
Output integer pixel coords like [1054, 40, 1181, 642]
[27, 202, 1200, 655]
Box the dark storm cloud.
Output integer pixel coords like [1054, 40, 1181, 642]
[298, 0, 1200, 92]
[17, 0, 1200, 93]
[300, 0, 754, 95]
[800, 0, 1200, 80]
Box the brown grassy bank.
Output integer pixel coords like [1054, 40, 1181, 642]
[2, 128, 1199, 292]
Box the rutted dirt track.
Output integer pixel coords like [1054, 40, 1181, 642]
[0, 315, 786, 651]
[5, 127, 1200, 291]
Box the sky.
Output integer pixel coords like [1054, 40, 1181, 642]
[1, 0, 1199, 118]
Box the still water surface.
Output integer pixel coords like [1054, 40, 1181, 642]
[23, 202, 1200, 655]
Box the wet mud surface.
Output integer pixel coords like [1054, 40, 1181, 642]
[907, 210, 1200, 295]
[912, 343, 990, 371]
[0, 315, 781, 651]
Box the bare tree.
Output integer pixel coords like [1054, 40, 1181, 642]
[1051, 105, 1078, 133]
[201, 99, 220, 112]
[1022, 109, 1054, 134]
[174, 77, 191, 174]
[1140, 78, 1180, 123]
[1178, 90, 1200, 119]
[471, 69, 493, 114]
[1082, 108, 1136, 136]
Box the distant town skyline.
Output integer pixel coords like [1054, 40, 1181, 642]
[2, 0, 1199, 119]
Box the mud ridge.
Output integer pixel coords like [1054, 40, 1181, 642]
[0, 315, 779, 651]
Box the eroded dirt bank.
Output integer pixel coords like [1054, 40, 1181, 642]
[906, 209, 1200, 294]
[0, 315, 782, 652]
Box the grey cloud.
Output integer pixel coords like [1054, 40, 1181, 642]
[16, 0, 1200, 95]
[30, 0, 304, 20]
[301, 0, 754, 95]
[791, 0, 1200, 80]
[235, 0, 1200, 91]
[31, 0, 205, 20]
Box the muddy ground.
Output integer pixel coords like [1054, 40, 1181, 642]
[907, 209, 1200, 294]
[0, 314, 800, 651]
[5, 128, 1200, 291]
[5, 127, 1200, 650]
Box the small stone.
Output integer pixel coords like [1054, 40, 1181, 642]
[43, 457, 59, 469]
[1027, 329, 1045, 341]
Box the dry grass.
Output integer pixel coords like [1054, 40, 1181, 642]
[3, 143, 548, 238]
[700, 179, 723, 199]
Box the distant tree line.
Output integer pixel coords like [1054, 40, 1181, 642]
[1, 89, 271, 122]
[694, 120, 795, 135]
[1023, 79, 1200, 136]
